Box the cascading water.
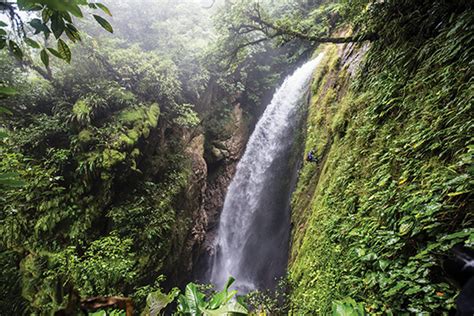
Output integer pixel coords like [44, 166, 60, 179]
[210, 54, 324, 292]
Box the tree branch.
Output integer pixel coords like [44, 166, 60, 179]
[202, 0, 216, 9]
[20, 59, 53, 81]
[82, 45, 123, 82]
[0, 3, 26, 38]
[227, 37, 270, 57]
[245, 7, 379, 44]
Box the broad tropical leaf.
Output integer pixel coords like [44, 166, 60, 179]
[143, 288, 179, 316]
[47, 47, 62, 59]
[96, 3, 112, 16]
[202, 300, 248, 316]
[51, 13, 65, 39]
[8, 40, 23, 60]
[24, 37, 40, 48]
[40, 49, 49, 67]
[93, 14, 113, 33]
[57, 39, 71, 63]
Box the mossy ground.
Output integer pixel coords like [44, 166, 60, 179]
[289, 13, 473, 314]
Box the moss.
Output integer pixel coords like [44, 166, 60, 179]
[102, 149, 126, 169]
[142, 126, 150, 138]
[147, 103, 160, 128]
[127, 129, 140, 143]
[131, 148, 140, 158]
[330, 91, 353, 138]
[289, 13, 473, 314]
[119, 108, 145, 124]
[115, 103, 160, 149]
[119, 133, 134, 147]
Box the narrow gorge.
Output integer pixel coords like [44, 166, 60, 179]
[0, 0, 472, 315]
[207, 55, 324, 292]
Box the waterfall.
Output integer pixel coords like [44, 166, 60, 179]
[210, 54, 324, 292]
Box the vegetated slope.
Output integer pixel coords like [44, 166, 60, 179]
[0, 0, 310, 313]
[289, 9, 473, 315]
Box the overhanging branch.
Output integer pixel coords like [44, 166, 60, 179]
[246, 4, 379, 44]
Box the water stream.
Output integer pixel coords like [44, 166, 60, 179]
[210, 54, 324, 292]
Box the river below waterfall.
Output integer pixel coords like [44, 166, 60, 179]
[208, 54, 324, 293]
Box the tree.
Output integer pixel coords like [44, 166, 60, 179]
[246, 3, 378, 43]
[0, 0, 113, 66]
[221, 1, 378, 61]
[0, 0, 113, 187]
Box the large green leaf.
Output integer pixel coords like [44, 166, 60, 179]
[143, 288, 179, 316]
[66, 4, 83, 17]
[40, 49, 49, 67]
[61, 11, 73, 23]
[208, 277, 237, 310]
[47, 47, 63, 59]
[25, 37, 40, 48]
[183, 283, 206, 315]
[0, 87, 17, 97]
[29, 18, 50, 34]
[22, 0, 83, 15]
[202, 300, 248, 316]
[96, 3, 112, 16]
[332, 298, 365, 316]
[223, 276, 235, 291]
[42, 7, 53, 23]
[51, 13, 65, 38]
[57, 39, 71, 63]
[8, 40, 23, 60]
[16, 0, 42, 10]
[65, 23, 81, 42]
[209, 290, 237, 309]
[177, 294, 190, 313]
[93, 14, 113, 33]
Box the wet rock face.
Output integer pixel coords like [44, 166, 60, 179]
[202, 104, 248, 251]
[186, 134, 208, 245]
[165, 133, 208, 286]
[199, 105, 249, 281]
[178, 104, 249, 284]
[209, 146, 228, 163]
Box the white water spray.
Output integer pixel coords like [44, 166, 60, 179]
[210, 54, 324, 292]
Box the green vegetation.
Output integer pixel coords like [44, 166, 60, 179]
[176, 277, 247, 315]
[1, 0, 113, 64]
[289, 2, 473, 314]
[0, 0, 472, 314]
[0, 0, 113, 188]
[0, 0, 309, 314]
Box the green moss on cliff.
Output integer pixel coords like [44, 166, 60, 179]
[289, 11, 473, 315]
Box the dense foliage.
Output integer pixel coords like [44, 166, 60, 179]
[1, 0, 472, 314]
[289, 1, 473, 313]
[0, 0, 310, 313]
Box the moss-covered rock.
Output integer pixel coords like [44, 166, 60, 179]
[289, 11, 473, 314]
